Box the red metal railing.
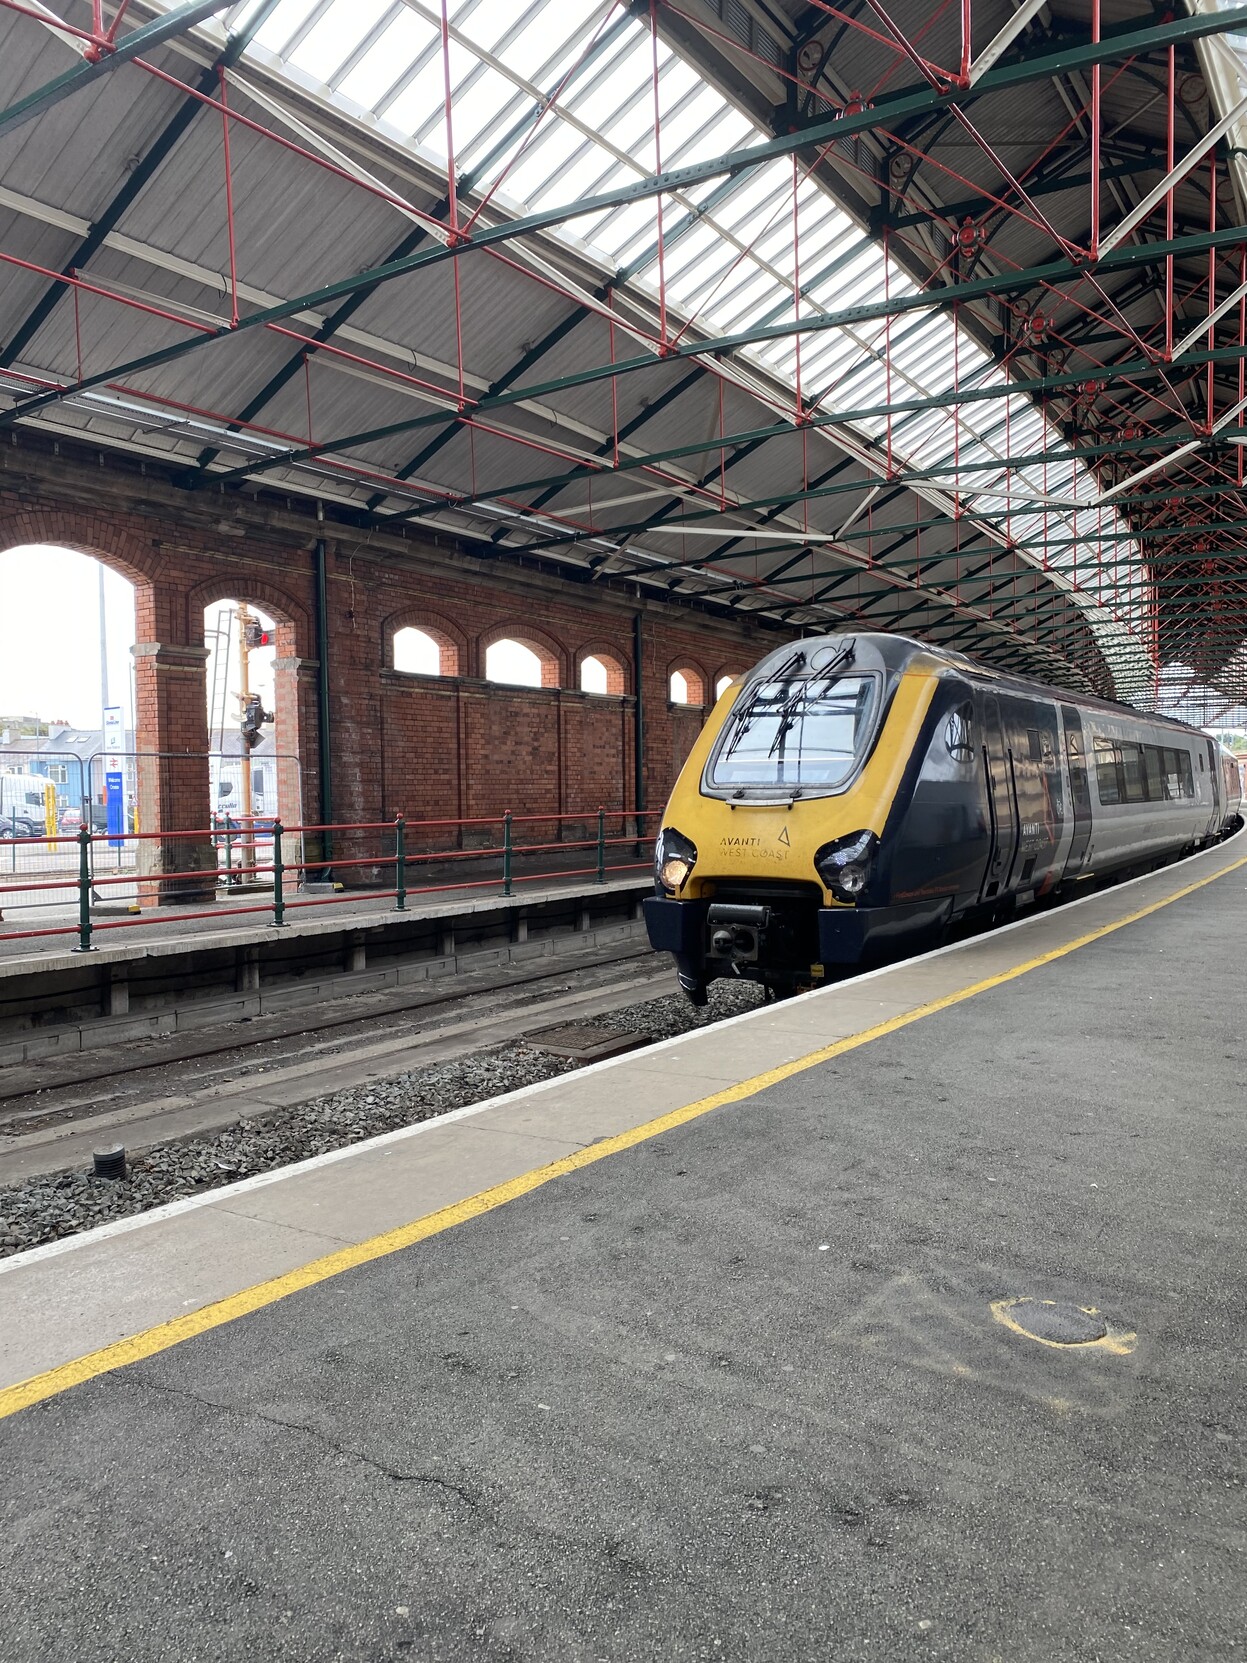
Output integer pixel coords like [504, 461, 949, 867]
[0, 809, 662, 951]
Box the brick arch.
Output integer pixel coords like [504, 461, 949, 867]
[0, 507, 161, 586]
[480, 621, 568, 689]
[0, 507, 161, 639]
[712, 663, 748, 700]
[576, 639, 630, 695]
[383, 606, 468, 677]
[185, 575, 309, 654]
[667, 657, 709, 707]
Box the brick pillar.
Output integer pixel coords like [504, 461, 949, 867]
[131, 640, 213, 903]
[271, 654, 309, 832]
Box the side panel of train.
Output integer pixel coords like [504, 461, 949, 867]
[886, 673, 1221, 927]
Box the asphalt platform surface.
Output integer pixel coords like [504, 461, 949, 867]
[2, 872, 1243, 1661]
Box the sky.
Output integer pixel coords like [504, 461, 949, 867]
[0, 545, 276, 741]
[0, 546, 136, 732]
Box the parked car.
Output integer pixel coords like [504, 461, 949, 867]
[0, 773, 49, 838]
[59, 804, 109, 834]
[0, 814, 40, 840]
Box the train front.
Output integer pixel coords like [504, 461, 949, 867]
[644, 635, 925, 1002]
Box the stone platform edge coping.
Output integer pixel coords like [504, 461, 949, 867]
[0, 875, 652, 981]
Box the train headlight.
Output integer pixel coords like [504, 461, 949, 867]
[655, 825, 697, 893]
[814, 830, 877, 902]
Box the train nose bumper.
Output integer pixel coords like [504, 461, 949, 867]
[817, 897, 952, 962]
[643, 895, 707, 956]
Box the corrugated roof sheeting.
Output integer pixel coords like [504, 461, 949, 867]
[4, 0, 1242, 696]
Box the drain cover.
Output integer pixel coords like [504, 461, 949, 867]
[1003, 1299, 1108, 1345]
[529, 1023, 642, 1061]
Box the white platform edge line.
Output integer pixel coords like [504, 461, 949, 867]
[3, 829, 1240, 1275]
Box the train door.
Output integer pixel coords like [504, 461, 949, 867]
[979, 695, 1019, 901]
[1060, 705, 1093, 873]
[1205, 738, 1222, 841]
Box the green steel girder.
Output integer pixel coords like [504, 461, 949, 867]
[4, 8, 1246, 442]
[492, 431, 1247, 558]
[470, 426, 1247, 572]
[879, 157, 1160, 234]
[706, 543, 1247, 596]
[234, 322, 1247, 514]
[216, 7, 641, 486]
[0, 1, 236, 139]
[1, 0, 285, 372]
[658, 512, 1247, 553]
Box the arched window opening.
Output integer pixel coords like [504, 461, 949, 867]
[0, 544, 136, 833]
[204, 599, 293, 830]
[716, 674, 736, 700]
[670, 668, 706, 706]
[393, 625, 457, 677]
[486, 637, 558, 689]
[580, 652, 627, 695]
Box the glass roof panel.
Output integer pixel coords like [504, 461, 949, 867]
[186, 0, 1152, 650]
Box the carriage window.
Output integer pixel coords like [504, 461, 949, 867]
[1121, 744, 1146, 804]
[707, 672, 879, 792]
[1179, 751, 1194, 798]
[944, 704, 974, 763]
[1026, 728, 1042, 762]
[1093, 736, 1122, 804]
[1142, 746, 1166, 800]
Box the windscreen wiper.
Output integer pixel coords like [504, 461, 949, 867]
[724, 648, 807, 752]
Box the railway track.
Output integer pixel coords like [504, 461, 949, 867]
[0, 947, 685, 1184]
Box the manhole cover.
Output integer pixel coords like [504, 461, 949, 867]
[529, 1023, 642, 1061]
[1001, 1299, 1108, 1345]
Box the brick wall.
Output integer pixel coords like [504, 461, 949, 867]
[0, 447, 769, 882]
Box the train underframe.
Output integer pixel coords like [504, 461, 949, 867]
[644, 821, 1240, 1004]
[644, 885, 954, 1003]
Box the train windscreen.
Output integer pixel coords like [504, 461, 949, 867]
[707, 673, 878, 791]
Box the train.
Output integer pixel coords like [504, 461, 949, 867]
[645, 633, 1243, 1002]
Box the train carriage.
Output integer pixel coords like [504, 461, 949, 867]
[645, 634, 1242, 1003]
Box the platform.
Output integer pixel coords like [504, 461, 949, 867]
[1, 834, 1244, 1661]
[0, 874, 650, 1065]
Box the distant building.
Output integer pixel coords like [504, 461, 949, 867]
[0, 724, 124, 806]
[0, 727, 275, 812]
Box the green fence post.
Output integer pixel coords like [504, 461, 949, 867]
[74, 826, 93, 952]
[502, 811, 513, 897]
[596, 806, 606, 884]
[271, 819, 286, 926]
[394, 815, 407, 911]
[222, 813, 234, 884]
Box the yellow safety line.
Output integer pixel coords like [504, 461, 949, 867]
[3, 850, 1244, 1422]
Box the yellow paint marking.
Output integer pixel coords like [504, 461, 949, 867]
[991, 1299, 1137, 1356]
[2, 850, 1243, 1421]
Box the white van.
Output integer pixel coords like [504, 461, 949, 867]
[0, 772, 51, 836]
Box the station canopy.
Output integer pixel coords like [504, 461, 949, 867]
[3, 1, 1247, 715]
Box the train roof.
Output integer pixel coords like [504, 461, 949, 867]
[745, 632, 1220, 746]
